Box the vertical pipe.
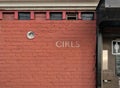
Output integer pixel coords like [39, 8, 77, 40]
[96, 28, 102, 88]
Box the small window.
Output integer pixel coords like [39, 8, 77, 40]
[3, 12, 14, 20]
[18, 12, 30, 20]
[116, 56, 120, 76]
[35, 12, 46, 20]
[81, 12, 94, 20]
[66, 12, 78, 20]
[50, 12, 62, 20]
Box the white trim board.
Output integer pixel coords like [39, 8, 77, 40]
[0, 2, 98, 10]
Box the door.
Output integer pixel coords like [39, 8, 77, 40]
[102, 35, 119, 88]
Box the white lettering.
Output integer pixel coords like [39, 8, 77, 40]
[56, 40, 80, 48]
[75, 41, 80, 48]
[56, 41, 63, 48]
[71, 41, 75, 48]
[65, 41, 70, 47]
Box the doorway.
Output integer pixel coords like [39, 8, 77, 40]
[101, 29, 120, 88]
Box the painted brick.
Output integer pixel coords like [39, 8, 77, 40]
[0, 20, 96, 88]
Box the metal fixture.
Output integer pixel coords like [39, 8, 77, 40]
[112, 40, 120, 55]
[27, 31, 35, 39]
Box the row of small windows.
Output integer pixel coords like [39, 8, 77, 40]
[1, 11, 95, 20]
[50, 12, 95, 20]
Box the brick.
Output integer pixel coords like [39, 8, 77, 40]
[0, 20, 96, 88]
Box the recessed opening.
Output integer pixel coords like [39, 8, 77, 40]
[18, 12, 30, 20]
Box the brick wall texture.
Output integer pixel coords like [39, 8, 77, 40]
[0, 20, 96, 88]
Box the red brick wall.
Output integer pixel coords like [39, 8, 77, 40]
[0, 20, 96, 88]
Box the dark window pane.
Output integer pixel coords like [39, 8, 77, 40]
[18, 12, 30, 20]
[67, 17, 77, 20]
[81, 12, 94, 20]
[50, 12, 62, 20]
[66, 12, 78, 20]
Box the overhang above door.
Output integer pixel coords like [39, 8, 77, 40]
[97, 0, 120, 29]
